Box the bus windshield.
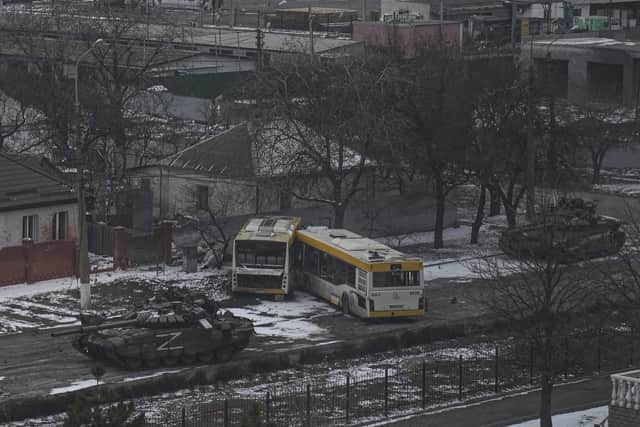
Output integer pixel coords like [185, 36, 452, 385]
[372, 271, 421, 288]
[236, 240, 286, 268]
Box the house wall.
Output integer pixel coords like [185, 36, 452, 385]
[521, 2, 564, 19]
[525, 43, 638, 107]
[380, 0, 431, 22]
[352, 22, 462, 57]
[130, 167, 266, 219]
[0, 203, 78, 249]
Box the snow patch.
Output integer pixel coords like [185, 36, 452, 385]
[49, 379, 97, 395]
[507, 405, 608, 427]
[123, 369, 184, 383]
[227, 293, 335, 341]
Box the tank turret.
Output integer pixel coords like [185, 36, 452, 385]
[52, 292, 253, 370]
[499, 198, 625, 263]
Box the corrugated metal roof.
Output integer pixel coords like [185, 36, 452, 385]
[0, 154, 76, 212]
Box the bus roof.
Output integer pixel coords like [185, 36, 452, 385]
[296, 226, 423, 272]
[235, 216, 301, 243]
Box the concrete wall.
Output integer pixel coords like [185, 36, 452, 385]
[0, 203, 78, 249]
[609, 405, 640, 427]
[527, 42, 638, 107]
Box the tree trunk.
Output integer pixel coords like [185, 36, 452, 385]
[434, 181, 445, 249]
[471, 185, 486, 244]
[539, 372, 553, 427]
[489, 187, 501, 216]
[592, 155, 602, 185]
[504, 200, 517, 228]
[333, 204, 346, 229]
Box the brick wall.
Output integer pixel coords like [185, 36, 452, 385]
[609, 404, 640, 427]
[0, 240, 77, 286]
[113, 223, 173, 270]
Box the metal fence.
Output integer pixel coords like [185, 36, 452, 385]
[145, 330, 638, 426]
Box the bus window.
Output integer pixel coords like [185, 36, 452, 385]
[372, 271, 420, 288]
[236, 240, 286, 267]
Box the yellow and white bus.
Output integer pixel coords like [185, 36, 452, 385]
[294, 226, 425, 318]
[232, 216, 301, 297]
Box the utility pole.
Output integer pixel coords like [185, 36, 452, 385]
[362, 0, 366, 22]
[256, 28, 264, 71]
[511, 1, 517, 50]
[525, 36, 536, 220]
[309, 7, 315, 62]
[74, 39, 103, 310]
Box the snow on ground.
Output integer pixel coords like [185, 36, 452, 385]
[0, 266, 230, 336]
[123, 369, 185, 383]
[507, 405, 608, 427]
[594, 182, 640, 196]
[378, 225, 476, 248]
[227, 292, 337, 341]
[49, 379, 98, 395]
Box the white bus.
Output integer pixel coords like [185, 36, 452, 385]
[294, 226, 425, 318]
[232, 216, 301, 297]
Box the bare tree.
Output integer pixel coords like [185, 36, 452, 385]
[388, 46, 472, 248]
[181, 180, 254, 269]
[560, 103, 637, 185]
[472, 219, 598, 427]
[247, 56, 389, 228]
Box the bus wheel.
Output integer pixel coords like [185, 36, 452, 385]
[341, 293, 350, 315]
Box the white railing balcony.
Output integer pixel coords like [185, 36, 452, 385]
[611, 370, 640, 409]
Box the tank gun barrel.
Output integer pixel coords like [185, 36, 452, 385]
[51, 319, 140, 337]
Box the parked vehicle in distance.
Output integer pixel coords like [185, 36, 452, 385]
[232, 216, 302, 297]
[295, 226, 426, 318]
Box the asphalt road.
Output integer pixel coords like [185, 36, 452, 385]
[0, 276, 491, 401]
[381, 374, 611, 427]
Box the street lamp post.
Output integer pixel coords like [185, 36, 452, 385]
[74, 38, 103, 311]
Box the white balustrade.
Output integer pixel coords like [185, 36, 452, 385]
[611, 370, 640, 410]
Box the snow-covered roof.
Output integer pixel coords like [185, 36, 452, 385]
[235, 216, 301, 243]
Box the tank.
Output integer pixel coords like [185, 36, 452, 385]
[52, 290, 254, 370]
[499, 198, 625, 263]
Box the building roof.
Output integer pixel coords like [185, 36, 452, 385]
[0, 153, 76, 212]
[162, 124, 254, 178]
[533, 37, 640, 57]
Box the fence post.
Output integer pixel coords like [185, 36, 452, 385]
[346, 375, 350, 424]
[22, 239, 33, 284]
[421, 360, 426, 408]
[113, 226, 126, 270]
[494, 346, 499, 393]
[597, 331, 601, 372]
[266, 391, 270, 424]
[306, 384, 311, 427]
[224, 399, 229, 427]
[384, 368, 389, 417]
[181, 407, 186, 427]
[458, 355, 463, 401]
[564, 336, 569, 380]
[529, 343, 534, 385]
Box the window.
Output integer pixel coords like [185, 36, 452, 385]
[52, 211, 68, 240]
[373, 271, 420, 288]
[196, 185, 209, 210]
[236, 240, 286, 267]
[22, 215, 38, 241]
